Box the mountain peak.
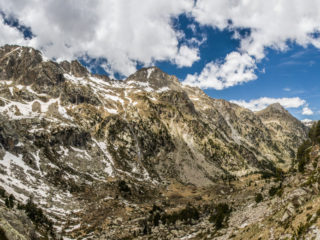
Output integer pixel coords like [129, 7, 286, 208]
[0, 45, 43, 64]
[256, 102, 308, 133]
[256, 102, 292, 120]
[60, 60, 89, 77]
[264, 103, 287, 113]
[125, 66, 181, 90]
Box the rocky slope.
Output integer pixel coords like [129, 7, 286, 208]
[213, 136, 320, 240]
[0, 45, 308, 239]
[256, 103, 308, 169]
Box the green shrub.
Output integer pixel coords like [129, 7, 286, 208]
[19, 197, 53, 234]
[297, 140, 312, 172]
[269, 184, 282, 197]
[118, 180, 131, 193]
[276, 188, 284, 197]
[296, 223, 306, 236]
[160, 204, 200, 225]
[5, 194, 14, 208]
[0, 227, 8, 240]
[317, 209, 320, 216]
[209, 203, 231, 229]
[308, 121, 320, 144]
[255, 193, 263, 203]
[0, 188, 5, 198]
[260, 168, 284, 180]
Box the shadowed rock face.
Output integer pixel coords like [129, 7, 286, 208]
[0, 45, 308, 239]
[60, 60, 89, 77]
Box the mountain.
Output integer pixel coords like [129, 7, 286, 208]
[256, 103, 308, 169]
[0, 45, 308, 239]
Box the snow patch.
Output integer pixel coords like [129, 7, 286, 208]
[93, 140, 114, 176]
[156, 87, 170, 93]
[65, 223, 81, 232]
[2, 151, 32, 173]
[104, 107, 118, 114]
[0, 80, 13, 85]
[126, 80, 154, 92]
[104, 94, 124, 104]
[147, 68, 155, 78]
[8, 87, 13, 95]
[0, 96, 72, 120]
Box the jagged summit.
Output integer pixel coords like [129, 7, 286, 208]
[0, 45, 96, 81]
[257, 102, 307, 128]
[59, 60, 89, 78]
[0, 45, 179, 92]
[125, 66, 181, 91]
[262, 103, 287, 113]
[256, 103, 300, 122]
[256, 103, 300, 125]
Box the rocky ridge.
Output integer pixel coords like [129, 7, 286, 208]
[0, 45, 309, 239]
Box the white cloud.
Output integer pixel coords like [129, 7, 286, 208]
[187, 23, 196, 33]
[183, 52, 257, 89]
[230, 97, 306, 112]
[193, 0, 320, 58]
[0, 19, 28, 46]
[187, 0, 320, 89]
[302, 106, 314, 115]
[174, 45, 200, 68]
[0, 0, 196, 76]
[302, 119, 312, 122]
[2, 0, 320, 89]
[283, 88, 291, 92]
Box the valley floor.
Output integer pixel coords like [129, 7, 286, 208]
[61, 166, 320, 239]
[2, 165, 320, 240]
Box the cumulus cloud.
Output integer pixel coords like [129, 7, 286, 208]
[185, 0, 320, 89]
[302, 106, 314, 115]
[174, 45, 200, 68]
[183, 52, 257, 89]
[2, 0, 320, 89]
[230, 97, 306, 112]
[0, 0, 196, 76]
[0, 19, 28, 46]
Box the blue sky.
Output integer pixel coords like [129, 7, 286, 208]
[159, 35, 320, 120]
[1, 0, 320, 120]
[155, 14, 320, 120]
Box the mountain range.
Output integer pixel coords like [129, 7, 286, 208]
[0, 45, 312, 239]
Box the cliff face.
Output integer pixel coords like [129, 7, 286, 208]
[0, 45, 308, 238]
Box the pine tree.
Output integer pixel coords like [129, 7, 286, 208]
[308, 121, 320, 144]
[315, 121, 320, 143]
[297, 139, 312, 172]
[308, 122, 316, 142]
[5, 195, 15, 208]
[8, 194, 15, 208]
[5, 198, 10, 208]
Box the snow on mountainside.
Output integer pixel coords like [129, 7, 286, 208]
[302, 119, 315, 127]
